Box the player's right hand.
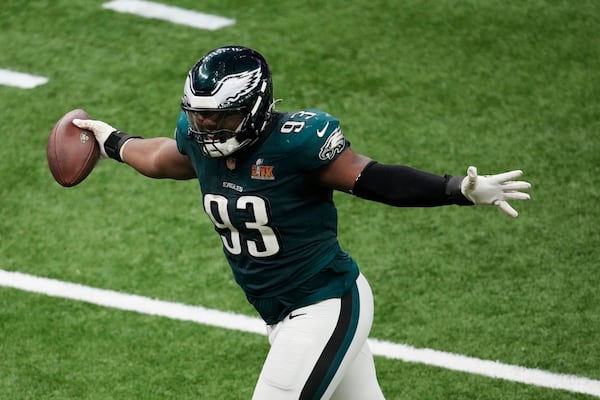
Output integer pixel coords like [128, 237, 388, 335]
[73, 119, 117, 159]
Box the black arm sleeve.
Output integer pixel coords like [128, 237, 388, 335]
[352, 161, 473, 207]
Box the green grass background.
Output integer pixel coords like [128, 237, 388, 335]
[1, 0, 599, 398]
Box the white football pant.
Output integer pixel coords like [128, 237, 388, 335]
[252, 273, 385, 400]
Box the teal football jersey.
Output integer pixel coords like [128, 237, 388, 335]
[176, 109, 359, 323]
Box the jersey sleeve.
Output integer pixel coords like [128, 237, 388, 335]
[174, 111, 190, 155]
[291, 109, 351, 170]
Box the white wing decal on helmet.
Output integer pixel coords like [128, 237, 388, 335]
[212, 67, 262, 106]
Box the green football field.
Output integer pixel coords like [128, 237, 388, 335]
[1, 0, 599, 399]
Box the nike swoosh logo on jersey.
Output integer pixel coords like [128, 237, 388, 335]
[288, 312, 307, 320]
[316, 121, 329, 137]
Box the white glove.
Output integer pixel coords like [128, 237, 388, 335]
[461, 166, 531, 218]
[73, 118, 117, 159]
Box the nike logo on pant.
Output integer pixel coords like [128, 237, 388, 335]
[289, 312, 307, 319]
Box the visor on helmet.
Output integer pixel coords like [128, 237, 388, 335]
[184, 108, 247, 134]
[183, 107, 252, 158]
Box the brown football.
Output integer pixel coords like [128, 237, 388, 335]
[47, 109, 100, 187]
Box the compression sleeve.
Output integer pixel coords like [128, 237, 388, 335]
[352, 161, 473, 207]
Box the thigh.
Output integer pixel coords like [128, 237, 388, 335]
[330, 342, 385, 400]
[252, 273, 376, 400]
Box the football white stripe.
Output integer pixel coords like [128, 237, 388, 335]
[0, 69, 48, 89]
[102, 0, 235, 30]
[1, 268, 599, 397]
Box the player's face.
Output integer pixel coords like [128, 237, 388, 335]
[188, 109, 246, 133]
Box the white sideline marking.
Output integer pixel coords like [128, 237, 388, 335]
[0, 69, 48, 89]
[1, 269, 599, 398]
[102, 0, 235, 30]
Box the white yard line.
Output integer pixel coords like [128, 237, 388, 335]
[0, 69, 48, 89]
[369, 339, 600, 397]
[1, 2, 233, 88]
[1, 268, 599, 397]
[102, 0, 235, 30]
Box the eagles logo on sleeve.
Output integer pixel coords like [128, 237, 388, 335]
[318, 126, 346, 161]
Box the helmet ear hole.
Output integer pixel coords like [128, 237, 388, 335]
[181, 45, 274, 158]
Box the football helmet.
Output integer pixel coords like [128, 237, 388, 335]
[181, 45, 274, 158]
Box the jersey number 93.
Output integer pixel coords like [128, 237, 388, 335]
[204, 194, 281, 258]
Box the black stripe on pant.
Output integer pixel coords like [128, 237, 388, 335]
[300, 283, 359, 400]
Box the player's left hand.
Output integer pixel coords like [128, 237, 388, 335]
[461, 166, 531, 217]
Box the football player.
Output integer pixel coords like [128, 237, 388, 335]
[74, 45, 531, 400]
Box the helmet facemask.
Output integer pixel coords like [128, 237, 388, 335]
[183, 107, 252, 158]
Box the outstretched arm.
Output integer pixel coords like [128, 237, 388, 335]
[317, 148, 531, 217]
[118, 137, 196, 179]
[73, 119, 196, 180]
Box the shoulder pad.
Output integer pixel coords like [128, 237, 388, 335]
[275, 109, 349, 167]
[278, 109, 341, 143]
[175, 111, 190, 154]
[176, 111, 188, 136]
